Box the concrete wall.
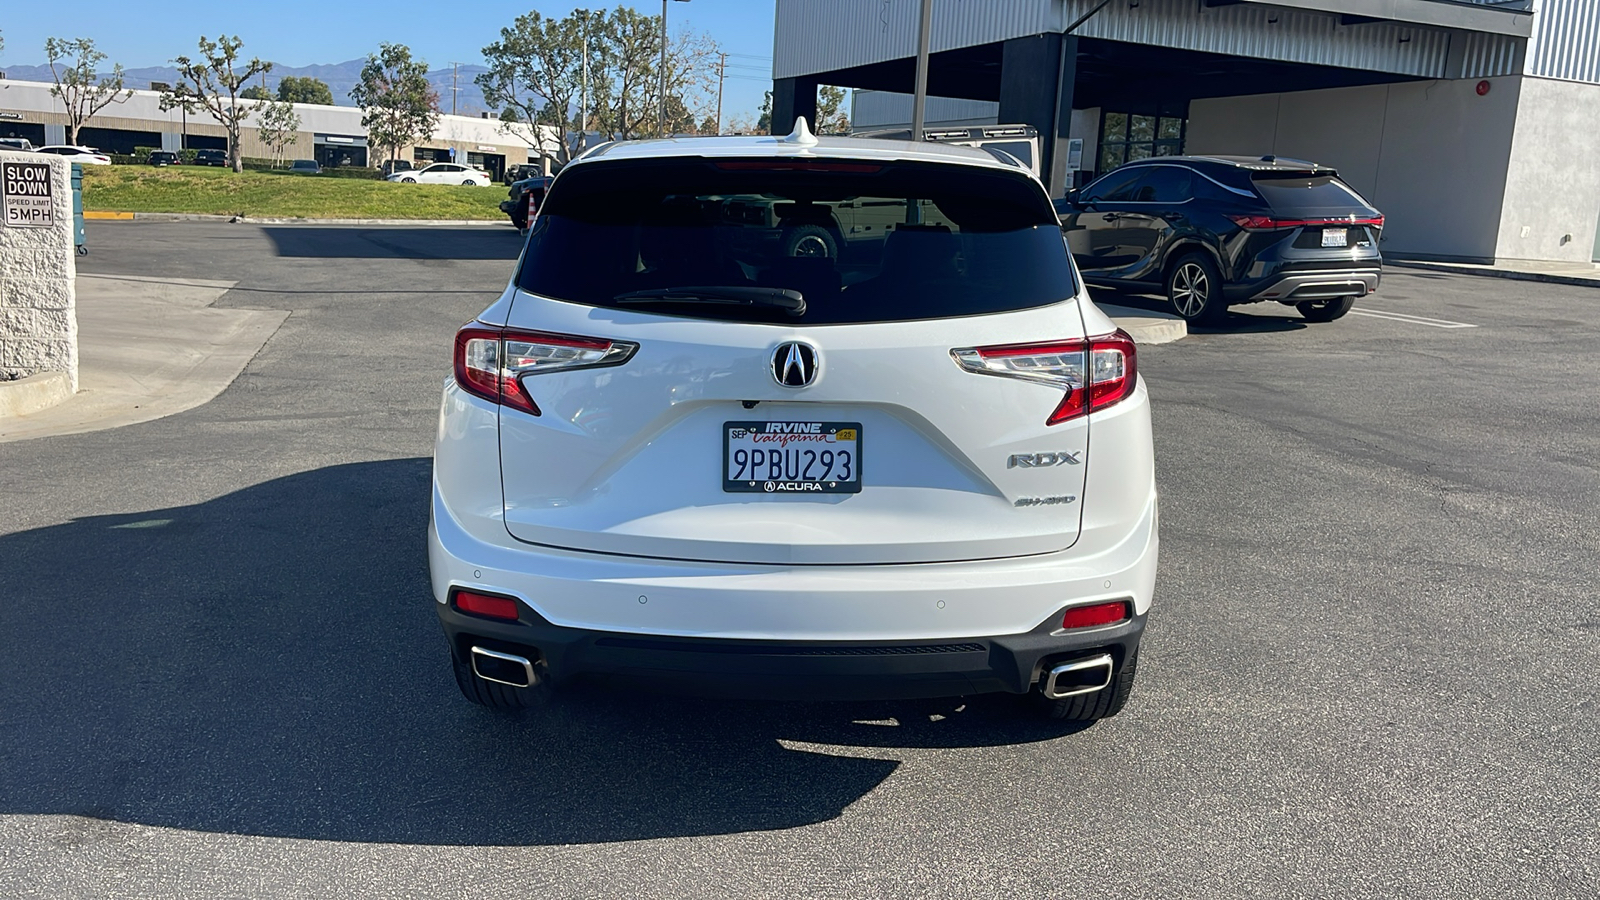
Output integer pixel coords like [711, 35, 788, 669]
[1494, 76, 1600, 262]
[0, 153, 77, 389]
[1188, 77, 1523, 262]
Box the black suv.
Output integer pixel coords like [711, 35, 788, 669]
[1056, 156, 1383, 324]
[193, 149, 228, 167]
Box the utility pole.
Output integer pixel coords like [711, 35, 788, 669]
[450, 61, 461, 116]
[581, 23, 589, 148]
[715, 51, 727, 135]
[911, 0, 933, 141]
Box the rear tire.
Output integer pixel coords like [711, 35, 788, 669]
[450, 645, 545, 710]
[1297, 296, 1356, 322]
[1165, 253, 1226, 325]
[781, 224, 836, 259]
[462, 179, 476, 186]
[1036, 648, 1138, 721]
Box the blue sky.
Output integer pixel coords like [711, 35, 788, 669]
[0, 0, 777, 118]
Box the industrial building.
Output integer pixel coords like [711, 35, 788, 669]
[772, 0, 1600, 264]
[0, 79, 555, 181]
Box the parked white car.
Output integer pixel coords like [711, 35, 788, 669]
[386, 162, 491, 186]
[430, 120, 1158, 720]
[35, 145, 112, 165]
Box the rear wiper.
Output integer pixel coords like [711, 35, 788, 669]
[613, 286, 805, 317]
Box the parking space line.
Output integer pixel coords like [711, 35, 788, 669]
[1348, 308, 1479, 329]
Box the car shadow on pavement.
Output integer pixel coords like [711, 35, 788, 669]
[1095, 291, 1308, 335]
[0, 459, 1090, 847]
[263, 227, 523, 261]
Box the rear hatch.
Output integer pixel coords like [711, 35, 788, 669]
[491, 154, 1108, 565]
[1249, 170, 1383, 260]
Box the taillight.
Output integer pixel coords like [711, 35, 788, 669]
[951, 329, 1137, 426]
[453, 323, 637, 416]
[1229, 214, 1386, 230]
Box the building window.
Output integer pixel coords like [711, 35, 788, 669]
[1098, 112, 1185, 175]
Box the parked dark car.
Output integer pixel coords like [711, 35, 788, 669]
[380, 159, 414, 179]
[1055, 155, 1383, 323]
[500, 175, 554, 229]
[149, 150, 180, 167]
[193, 149, 228, 167]
[288, 159, 322, 175]
[503, 163, 542, 185]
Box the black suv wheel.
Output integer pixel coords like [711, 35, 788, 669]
[1166, 253, 1225, 325]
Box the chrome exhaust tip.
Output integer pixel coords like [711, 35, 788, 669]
[1042, 653, 1114, 699]
[470, 646, 538, 689]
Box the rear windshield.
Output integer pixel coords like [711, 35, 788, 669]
[1251, 174, 1373, 214]
[516, 157, 1076, 325]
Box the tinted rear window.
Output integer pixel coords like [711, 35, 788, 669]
[1251, 174, 1373, 213]
[516, 157, 1077, 325]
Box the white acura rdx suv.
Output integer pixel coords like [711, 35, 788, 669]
[429, 120, 1158, 720]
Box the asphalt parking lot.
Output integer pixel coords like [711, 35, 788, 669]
[2, 221, 1596, 898]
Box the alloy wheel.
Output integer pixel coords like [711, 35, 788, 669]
[1171, 263, 1210, 319]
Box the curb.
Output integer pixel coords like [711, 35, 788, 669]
[0, 372, 74, 418]
[1098, 304, 1188, 346]
[1387, 259, 1600, 289]
[87, 212, 510, 226]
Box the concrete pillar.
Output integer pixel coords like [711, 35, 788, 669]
[0, 153, 78, 393]
[771, 77, 818, 136]
[998, 33, 1078, 196]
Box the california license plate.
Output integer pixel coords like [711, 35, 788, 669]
[724, 421, 861, 493]
[1321, 227, 1348, 248]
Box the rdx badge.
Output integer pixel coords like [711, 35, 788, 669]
[1007, 451, 1082, 469]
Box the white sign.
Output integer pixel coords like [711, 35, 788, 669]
[2, 161, 53, 228]
[1066, 138, 1084, 171]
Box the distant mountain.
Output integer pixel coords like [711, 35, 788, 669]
[1, 60, 494, 115]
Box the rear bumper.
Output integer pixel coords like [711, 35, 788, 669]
[438, 600, 1144, 700]
[1233, 267, 1381, 303]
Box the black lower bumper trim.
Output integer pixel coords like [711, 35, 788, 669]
[437, 602, 1146, 702]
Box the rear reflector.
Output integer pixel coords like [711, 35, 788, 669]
[454, 590, 521, 621]
[951, 329, 1138, 426]
[1060, 601, 1130, 630]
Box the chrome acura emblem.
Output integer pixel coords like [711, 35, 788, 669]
[772, 342, 818, 387]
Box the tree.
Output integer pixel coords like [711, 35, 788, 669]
[816, 85, 850, 134]
[240, 84, 272, 101]
[757, 90, 772, 134]
[601, 7, 660, 141]
[277, 76, 334, 106]
[165, 36, 272, 172]
[43, 37, 132, 146]
[477, 9, 604, 166]
[350, 43, 439, 166]
[257, 98, 301, 166]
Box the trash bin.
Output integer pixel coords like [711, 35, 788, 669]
[71, 162, 87, 256]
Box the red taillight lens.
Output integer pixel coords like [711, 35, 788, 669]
[1229, 214, 1386, 231]
[952, 329, 1138, 426]
[1060, 601, 1130, 629]
[454, 590, 521, 621]
[454, 323, 637, 416]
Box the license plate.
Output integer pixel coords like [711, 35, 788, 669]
[724, 421, 861, 494]
[1321, 227, 1348, 248]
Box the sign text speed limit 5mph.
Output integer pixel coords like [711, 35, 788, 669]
[2, 161, 54, 228]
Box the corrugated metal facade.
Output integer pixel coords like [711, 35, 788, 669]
[1459, 31, 1525, 79]
[851, 90, 1000, 127]
[774, 0, 1527, 80]
[1526, 0, 1600, 84]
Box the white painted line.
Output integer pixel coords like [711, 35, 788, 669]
[1348, 308, 1478, 329]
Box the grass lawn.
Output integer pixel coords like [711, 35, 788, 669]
[82, 165, 508, 220]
